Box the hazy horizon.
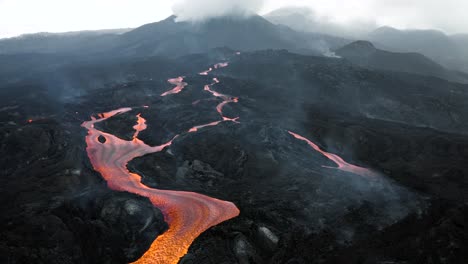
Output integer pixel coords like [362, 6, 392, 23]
[1, 0, 467, 39]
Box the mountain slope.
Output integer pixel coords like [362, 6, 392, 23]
[0, 29, 130, 55]
[368, 26, 468, 72]
[335, 40, 468, 83]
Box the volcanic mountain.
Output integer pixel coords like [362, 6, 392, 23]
[117, 15, 349, 57]
[0, 15, 348, 58]
[2, 11, 468, 264]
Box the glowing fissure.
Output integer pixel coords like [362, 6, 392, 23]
[288, 131, 376, 177]
[83, 55, 376, 264]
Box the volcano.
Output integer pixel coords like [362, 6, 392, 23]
[1, 10, 468, 264]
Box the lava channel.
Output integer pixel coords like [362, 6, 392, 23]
[161, 77, 187, 96]
[187, 76, 239, 133]
[199, 62, 228, 75]
[288, 131, 376, 177]
[82, 108, 239, 264]
[188, 61, 240, 133]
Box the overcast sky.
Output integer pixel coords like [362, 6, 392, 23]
[0, 0, 467, 39]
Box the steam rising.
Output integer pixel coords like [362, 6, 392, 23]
[172, 0, 265, 22]
[265, 6, 377, 38]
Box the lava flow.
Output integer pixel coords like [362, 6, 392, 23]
[82, 55, 375, 264]
[82, 60, 243, 263]
[203, 78, 239, 121]
[199, 62, 228, 75]
[82, 108, 239, 264]
[186, 78, 239, 133]
[186, 63, 239, 133]
[288, 131, 376, 177]
[161, 77, 187, 96]
[199, 67, 212, 76]
[133, 113, 147, 139]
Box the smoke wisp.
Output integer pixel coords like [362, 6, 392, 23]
[172, 0, 265, 22]
[265, 6, 377, 38]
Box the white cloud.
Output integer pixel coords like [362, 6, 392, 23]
[0, 0, 174, 38]
[0, 0, 467, 39]
[261, 0, 468, 34]
[172, 0, 265, 22]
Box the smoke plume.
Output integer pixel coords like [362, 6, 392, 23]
[172, 0, 265, 22]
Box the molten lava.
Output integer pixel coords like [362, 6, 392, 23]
[199, 67, 212, 76]
[199, 62, 228, 76]
[82, 55, 376, 264]
[82, 60, 245, 263]
[187, 77, 240, 133]
[288, 131, 376, 177]
[161, 77, 187, 96]
[133, 113, 147, 139]
[82, 108, 239, 264]
[214, 62, 229, 69]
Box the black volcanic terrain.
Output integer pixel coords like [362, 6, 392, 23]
[1, 15, 468, 264]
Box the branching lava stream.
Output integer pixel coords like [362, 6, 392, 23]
[82, 56, 376, 263]
[82, 108, 239, 264]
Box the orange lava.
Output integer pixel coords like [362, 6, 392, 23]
[80, 52, 378, 263]
[214, 62, 229, 69]
[187, 75, 240, 133]
[161, 77, 187, 96]
[199, 62, 228, 76]
[188, 120, 223, 133]
[82, 108, 239, 264]
[133, 113, 147, 139]
[204, 79, 240, 120]
[199, 67, 212, 75]
[288, 131, 376, 177]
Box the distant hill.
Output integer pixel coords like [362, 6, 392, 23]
[450, 34, 468, 60]
[335, 40, 468, 83]
[368, 26, 468, 73]
[0, 29, 131, 54]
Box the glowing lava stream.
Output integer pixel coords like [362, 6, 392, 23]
[82, 61, 242, 264]
[82, 57, 374, 263]
[187, 62, 240, 132]
[161, 77, 187, 96]
[288, 131, 376, 177]
[199, 62, 229, 75]
[82, 108, 239, 264]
